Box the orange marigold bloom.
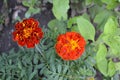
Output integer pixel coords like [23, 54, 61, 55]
[55, 32, 86, 60]
[12, 18, 43, 48]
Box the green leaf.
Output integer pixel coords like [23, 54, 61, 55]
[52, 0, 69, 20]
[96, 44, 108, 76]
[108, 60, 116, 77]
[22, 1, 30, 7]
[48, 19, 58, 30]
[33, 54, 38, 64]
[43, 69, 52, 75]
[51, 63, 56, 73]
[102, 35, 120, 56]
[31, 0, 37, 6]
[25, 8, 31, 18]
[101, 0, 118, 9]
[35, 64, 45, 70]
[54, 75, 59, 80]
[71, 25, 80, 32]
[85, 0, 93, 5]
[63, 66, 69, 74]
[21, 70, 26, 77]
[115, 62, 120, 73]
[82, 13, 90, 21]
[30, 7, 40, 14]
[94, 10, 112, 30]
[29, 70, 37, 80]
[40, 66, 47, 74]
[67, 17, 77, 28]
[6, 76, 11, 80]
[59, 77, 63, 80]
[25, 7, 40, 18]
[85, 56, 96, 66]
[57, 64, 62, 73]
[104, 17, 117, 35]
[77, 16, 95, 41]
[48, 19, 66, 33]
[18, 60, 22, 69]
[101, 0, 111, 4]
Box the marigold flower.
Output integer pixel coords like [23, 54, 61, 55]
[12, 18, 43, 48]
[55, 32, 86, 60]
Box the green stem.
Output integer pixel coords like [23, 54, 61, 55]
[35, 45, 45, 59]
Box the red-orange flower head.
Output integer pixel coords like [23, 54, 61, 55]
[55, 32, 86, 60]
[12, 18, 43, 48]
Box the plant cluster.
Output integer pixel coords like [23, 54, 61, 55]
[0, 0, 120, 80]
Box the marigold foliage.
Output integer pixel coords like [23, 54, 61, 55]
[55, 32, 86, 60]
[12, 18, 43, 48]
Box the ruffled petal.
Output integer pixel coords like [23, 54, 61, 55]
[55, 32, 86, 60]
[12, 18, 43, 48]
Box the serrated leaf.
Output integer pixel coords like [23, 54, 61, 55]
[63, 66, 69, 74]
[21, 70, 26, 77]
[96, 44, 108, 76]
[85, 56, 96, 66]
[18, 60, 22, 69]
[54, 75, 59, 80]
[33, 54, 38, 64]
[77, 16, 95, 41]
[104, 17, 117, 35]
[108, 60, 116, 77]
[6, 76, 11, 80]
[57, 64, 62, 73]
[52, 0, 69, 20]
[51, 63, 56, 72]
[40, 66, 47, 74]
[44, 69, 52, 75]
[59, 77, 63, 80]
[47, 77, 54, 80]
[50, 52, 55, 64]
[35, 64, 45, 69]
[29, 70, 37, 80]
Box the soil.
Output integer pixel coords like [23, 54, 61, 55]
[0, 0, 54, 53]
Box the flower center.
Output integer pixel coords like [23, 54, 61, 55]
[69, 40, 79, 50]
[23, 28, 32, 38]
